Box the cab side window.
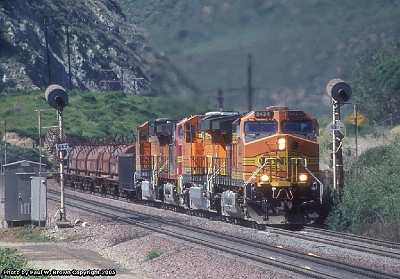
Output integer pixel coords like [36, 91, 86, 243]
[178, 126, 184, 138]
[139, 130, 147, 141]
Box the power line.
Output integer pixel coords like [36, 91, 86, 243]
[36, 13, 54, 86]
[36, 12, 75, 90]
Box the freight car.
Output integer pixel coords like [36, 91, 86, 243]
[59, 106, 322, 225]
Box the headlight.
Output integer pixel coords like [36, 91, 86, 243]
[278, 138, 286, 150]
[261, 174, 269, 182]
[299, 174, 308, 182]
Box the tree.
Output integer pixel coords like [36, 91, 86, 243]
[351, 39, 400, 125]
[1, 144, 52, 169]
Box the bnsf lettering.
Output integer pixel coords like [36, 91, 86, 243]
[275, 157, 285, 165]
[259, 157, 285, 165]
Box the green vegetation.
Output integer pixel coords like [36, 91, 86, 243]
[0, 247, 26, 274]
[0, 89, 215, 168]
[117, 0, 400, 116]
[326, 139, 400, 242]
[0, 247, 52, 279]
[0, 227, 55, 243]
[3, 145, 52, 168]
[352, 39, 400, 125]
[17, 227, 55, 242]
[146, 249, 163, 261]
[0, 90, 216, 141]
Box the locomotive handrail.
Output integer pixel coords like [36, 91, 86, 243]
[205, 156, 226, 194]
[154, 155, 168, 174]
[207, 161, 226, 183]
[290, 157, 303, 182]
[157, 161, 168, 173]
[243, 159, 270, 187]
[301, 159, 324, 203]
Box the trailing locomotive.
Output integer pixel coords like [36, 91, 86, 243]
[60, 106, 322, 224]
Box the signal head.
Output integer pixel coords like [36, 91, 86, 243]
[45, 84, 68, 110]
[326, 78, 352, 103]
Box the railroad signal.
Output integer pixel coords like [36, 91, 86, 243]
[326, 78, 352, 103]
[44, 84, 71, 227]
[326, 78, 352, 194]
[45, 84, 68, 110]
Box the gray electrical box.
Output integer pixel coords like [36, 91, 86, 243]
[3, 160, 46, 227]
[31, 176, 47, 224]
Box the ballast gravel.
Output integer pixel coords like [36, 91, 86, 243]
[1, 180, 400, 279]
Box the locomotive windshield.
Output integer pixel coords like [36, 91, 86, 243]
[244, 121, 277, 134]
[281, 120, 314, 134]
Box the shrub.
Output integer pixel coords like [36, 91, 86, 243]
[0, 247, 26, 271]
[81, 93, 97, 104]
[17, 227, 55, 242]
[326, 142, 400, 241]
[146, 249, 163, 261]
[0, 246, 52, 278]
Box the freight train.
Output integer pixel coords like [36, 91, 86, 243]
[56, 106, 322, 225]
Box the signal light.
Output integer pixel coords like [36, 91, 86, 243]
[45, 84, 68, 110]
[326, 78, 352, 103]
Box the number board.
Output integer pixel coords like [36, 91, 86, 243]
[254, 111, 274, 118]
[57, 143, 69, 151]
[288, 111, 305, 117]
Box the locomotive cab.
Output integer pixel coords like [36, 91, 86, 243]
[237, 107, 322, 224]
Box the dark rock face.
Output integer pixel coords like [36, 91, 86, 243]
[0, 0, 198, 96]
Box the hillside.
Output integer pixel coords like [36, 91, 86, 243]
[118, 0, 400, 120]
[0, 0, 197, 96]
[0, 0, 399, 128]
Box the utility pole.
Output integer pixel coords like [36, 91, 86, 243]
[353, 104, 358, 159]
[63, 14, 73, 91]
[217, 88, 223, 111]
[37, 12, 74, 89]
[247, 53, 253, 112]
[3, 120, 6, 166]
[36, 13, 54, 86]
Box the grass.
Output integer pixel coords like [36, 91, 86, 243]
[18, 227, 55, 242]
[146, 249, 163, 261]
[0, 247, 26, 271]
[0, 227, 56, 243]
[0, 90, 216, 141]
[0, 247, 52, 279]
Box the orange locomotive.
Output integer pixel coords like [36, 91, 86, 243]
[135, 106, 322, 224]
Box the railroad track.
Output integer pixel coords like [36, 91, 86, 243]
[303, 226, 400, 250]
[48, 189, 400, 279]
[261, 226, 400, 261]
